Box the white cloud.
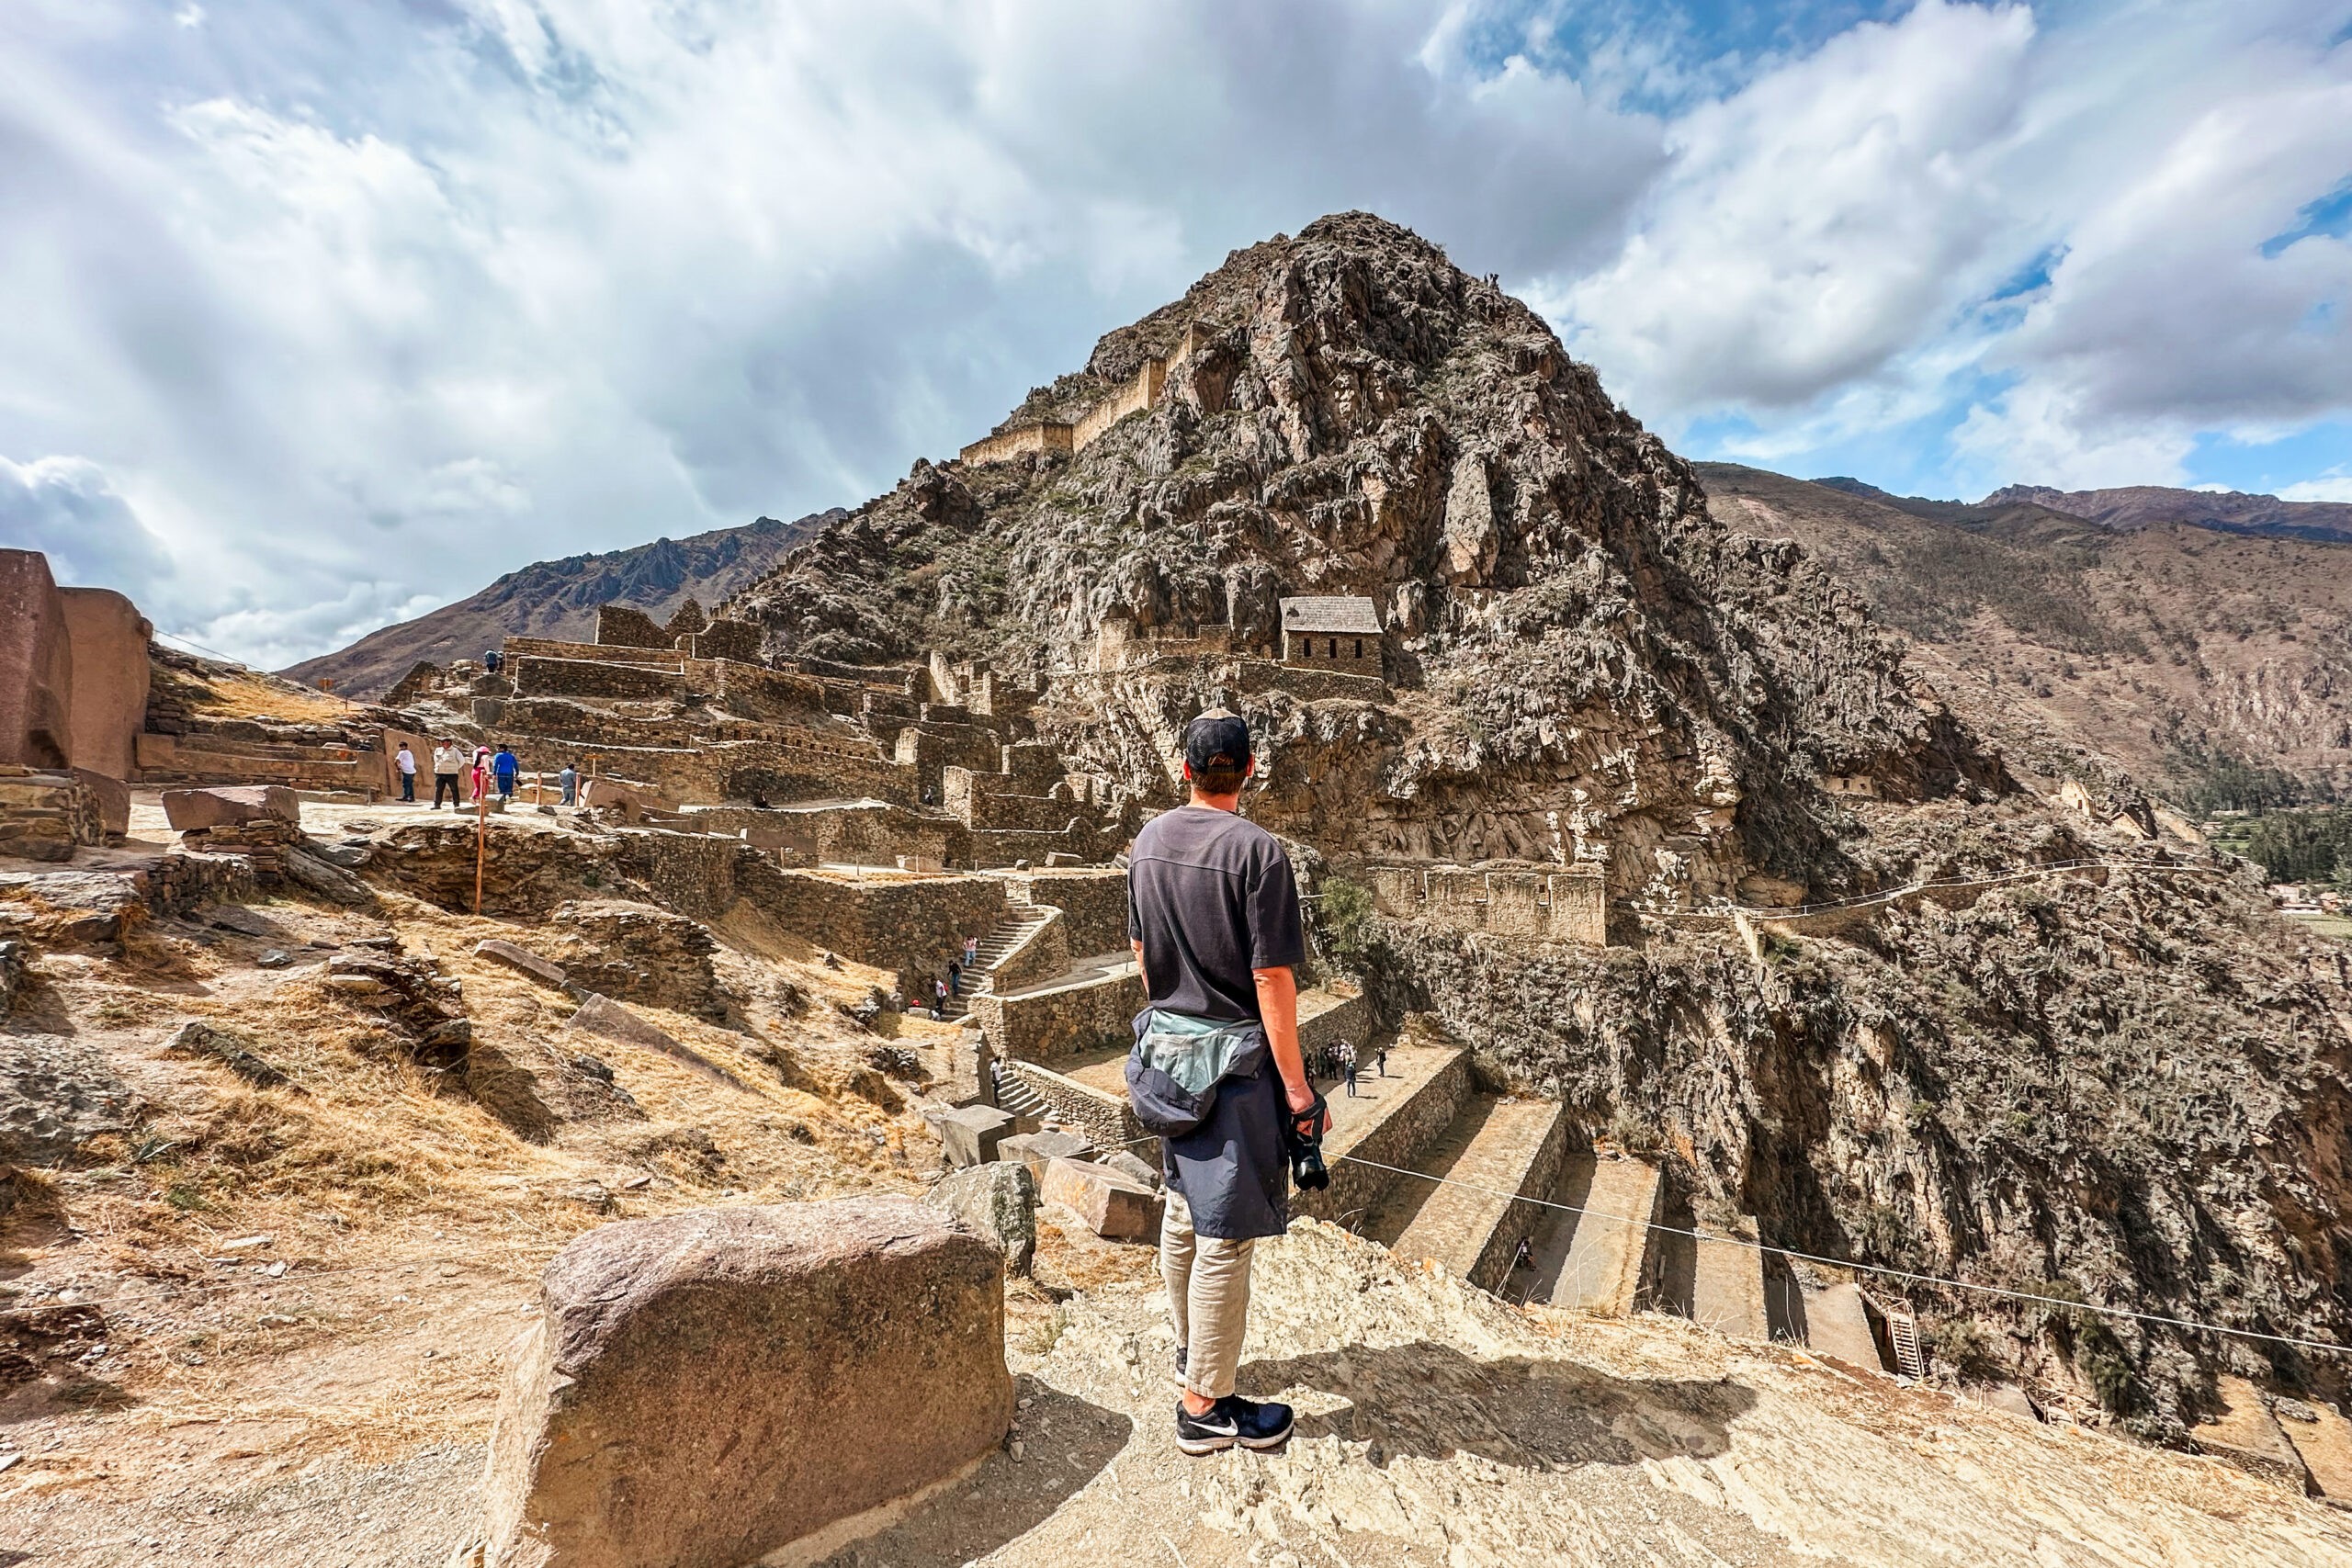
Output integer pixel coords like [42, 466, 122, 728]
[0, 0, 2346, 665]
[1553, 0, 2040, 412]
[2279, 469, 2352, 503]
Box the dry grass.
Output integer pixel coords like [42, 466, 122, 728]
[187, 667, 353, 724]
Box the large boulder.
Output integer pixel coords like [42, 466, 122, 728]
[480, 1198, 1012, 1568]
[923, 1161, 1037, 1275]
[162, 784, 300, 832]
[998, 1128, 1095, 1181]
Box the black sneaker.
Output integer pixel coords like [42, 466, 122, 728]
[1170, 1347, 1187, 1391]
[1175, 1394, 1295, 1455]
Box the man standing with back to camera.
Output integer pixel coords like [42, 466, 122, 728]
[1126, 711, 1328, 1455]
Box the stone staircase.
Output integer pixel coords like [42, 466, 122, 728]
[942, 905, 1056, 1019]
[989, 1061, 1051, 1127]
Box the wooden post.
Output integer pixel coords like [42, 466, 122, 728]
[475, 774, 488, 916]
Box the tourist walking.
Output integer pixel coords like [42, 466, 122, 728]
[1341, 1040, 1359, 1098]
[431, 740, 464, 809]
[1376, 1043, 1388, 1078]
[469, 748, 491, 803]
[933, 976, 950, 1013]
[964, 933, 979, 968]
[394, 742, 417, 803]
[1124, 711, 1318, 1457]
[947, 958, 963, 998]
[559, 761, 578, 806]
[492, 745, 519, 801]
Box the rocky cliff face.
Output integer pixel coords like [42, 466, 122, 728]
[722, 212, 2352, 1428]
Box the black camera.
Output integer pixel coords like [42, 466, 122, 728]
[1285, 1089, 1330, 1191]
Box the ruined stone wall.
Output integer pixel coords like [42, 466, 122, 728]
[712, 661, 830, 725]
[131, 730, 377, 794]
[502, 636, 683, 670]
[1232, 658, 1386, 702]
[595, 604, 672, 649]
[1010, 867, 1129, 955]
[815, 807, 954, 868]
[1281, 631, 1384, 675]
[943, 767, 1084, 832]
[680, 619, 763, 663]
[491, 699, 699, 751]
[959, 423, 1074, 467]
[982, 908, 1070, 993]
[512, 656, 686, 704]
[733, 863, 1007, 989]
[0, 768, 106, 862]
[972, 967, 1145, 1063]
[1072, 357, 1168, 450]
[1298, 989, 1370, 1055]
[606, 829, 748, 921]
[1369, 863, 1606, 946]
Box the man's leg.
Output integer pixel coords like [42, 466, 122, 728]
[1182, 1232, 1257, 1405]
[1159, 1187, 1196, 1370]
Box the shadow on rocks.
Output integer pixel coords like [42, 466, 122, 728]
[814, 1377, 1132, 1568]
[1238, 1339, 1755, 1471]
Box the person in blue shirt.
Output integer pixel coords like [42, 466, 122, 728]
[492, 746, 520, 801]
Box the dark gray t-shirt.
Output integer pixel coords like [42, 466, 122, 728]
[1126, 806, 1305, 1021]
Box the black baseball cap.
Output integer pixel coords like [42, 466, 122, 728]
[1184, 711, 1251, 773]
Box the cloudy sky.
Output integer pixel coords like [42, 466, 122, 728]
[3, 0, 2348, 667]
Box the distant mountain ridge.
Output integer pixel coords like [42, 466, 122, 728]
[282, 511, 843, 698]
[1705, 463, 2352, 802]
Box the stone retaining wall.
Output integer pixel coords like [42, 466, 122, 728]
[1008, 867, 1129, 956]
[1000, 1057, 1138, 1149]
[973, 965, 1145, 1063]
[501, 636, 682, 670]
[983, 908, 1069, 994]
[512, 656, 685, 704]
[1294, 1049, 1471, 1227]
[737, 864, 1008, 992]
[1464, 1106, 1568, 1292]
[1297, 988, 1370, 1054]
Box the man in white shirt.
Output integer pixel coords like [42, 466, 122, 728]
[430, 741, 465, 809]
[394, 742, 418, 803]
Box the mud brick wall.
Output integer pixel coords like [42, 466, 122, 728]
[734, 863, 1007, 989]
[972, 967, 1145, 1063]
[1293, 1049, 1471, 1225]
[595, 604, 672, 649]
[512, 656, 685, 703]
[1011, 868, 1129, 956]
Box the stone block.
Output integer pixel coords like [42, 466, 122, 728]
[563, 993, 749, 1090]
[1041, 1156, 1162, 1241]
[57, 587, 151, 782]
[475, 939, 570, 990]
[164, 785, 300, 832]
[935, 1103, 1014, 1168]
[0, 551, 74, 770]
[923, 1161, 1038, 1274]
[998, 1128, 1094, 1181]
[480, 1197, 1012, 1568]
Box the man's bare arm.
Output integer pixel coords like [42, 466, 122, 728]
[1253, 964, 1325, 1128]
